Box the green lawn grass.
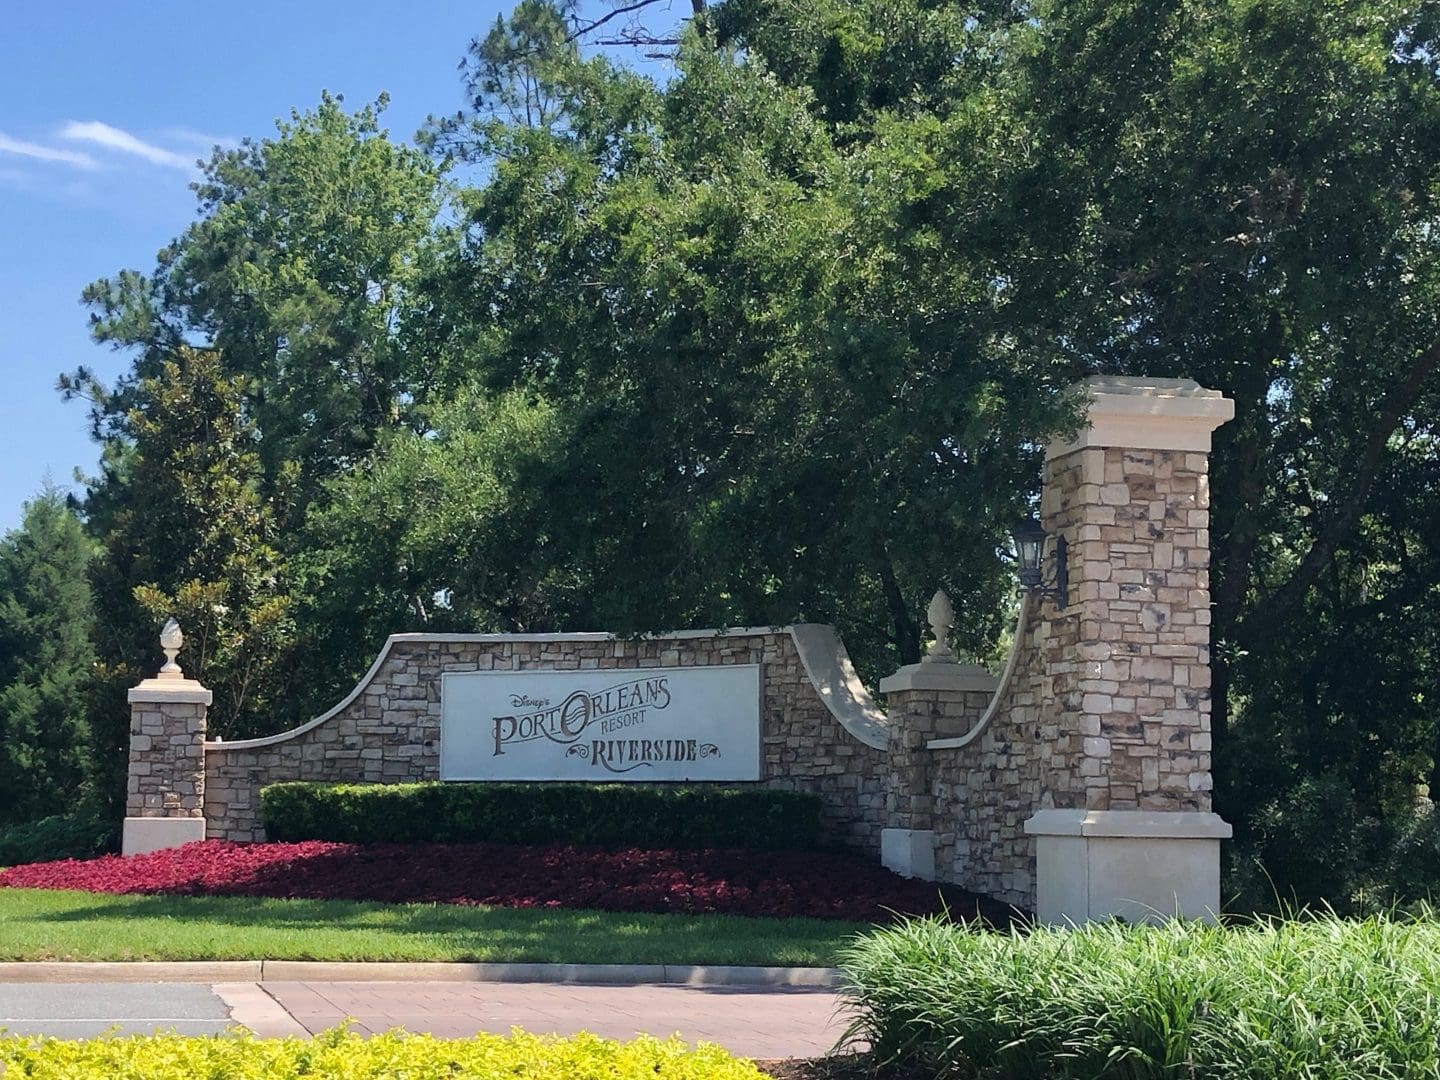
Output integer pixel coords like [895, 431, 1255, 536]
[0, 889, 867, 966]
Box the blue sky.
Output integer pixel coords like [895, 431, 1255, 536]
[0, 1, 519, 532]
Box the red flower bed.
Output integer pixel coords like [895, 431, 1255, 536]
[0, 841, 961, 921]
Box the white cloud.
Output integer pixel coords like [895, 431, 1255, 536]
[0, 132, 96, 169]
[162, 126, 241, 153]
[60, 120, 195, 170]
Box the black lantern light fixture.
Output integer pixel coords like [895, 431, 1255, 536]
[1010, 517, 1068, 608]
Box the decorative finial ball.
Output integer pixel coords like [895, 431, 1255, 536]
[927, 590, 954, 634]
[923, 589, 958, 663]
[160, 618, 184, 652]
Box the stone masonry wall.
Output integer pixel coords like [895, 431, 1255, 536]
[127, 700, 207, 820]
[922, 444, 1216, 909]
[121, 376, 1231, 914]
[204, 631, 893, 848]
[1067, 446, 1214, 813]
[883, 685, 995, 834]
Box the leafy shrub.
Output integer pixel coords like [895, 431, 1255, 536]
[261, 782, 822, 850]
[0, 1027, 764, 1079]
[1369, 802, 1440, 907]
[841, 913, 1440, 1079]
[0, 813, 117, 868]
[1225, 774, 1391, 913]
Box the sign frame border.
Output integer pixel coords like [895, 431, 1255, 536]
[437, 663, 765, 782]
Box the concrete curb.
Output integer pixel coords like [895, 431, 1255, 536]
[0, 961, 841, 987]
[0, 961, 262, 983]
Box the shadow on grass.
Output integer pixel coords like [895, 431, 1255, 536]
[0, 889, 874, 965]
[0, 841, 1022, 965]
[22, 892, 862, 935]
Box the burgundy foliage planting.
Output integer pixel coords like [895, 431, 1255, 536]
[0, 841, 955, 921]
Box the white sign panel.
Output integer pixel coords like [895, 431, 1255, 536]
[439, 665, 762, 781]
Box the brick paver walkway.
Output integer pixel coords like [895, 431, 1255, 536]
[253, 981, 847, 1060]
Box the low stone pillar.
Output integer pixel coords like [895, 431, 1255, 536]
[879, 591, 998, 880]
[1023, 376, 1235, 923]
[121, 619, 211, 856]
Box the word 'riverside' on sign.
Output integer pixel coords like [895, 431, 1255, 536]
[439, 665, 762, 781]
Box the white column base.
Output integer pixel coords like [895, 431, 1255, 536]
[1024, 810, 1231, 925]
[881, 828, 936, 880]
[122, 817, 207, 856]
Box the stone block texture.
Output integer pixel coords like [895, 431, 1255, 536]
[884, 687, 993, 832]
[204, 633, 892, 847]
[114, 375, 1231, 917]
[127, 702, 207, 819]
[923, 444, 1217, 907]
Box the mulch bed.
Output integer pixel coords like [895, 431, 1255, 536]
[0, 840, 1017, 923]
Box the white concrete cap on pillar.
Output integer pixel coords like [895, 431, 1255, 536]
[1024, 809, 1232, 925]
[1048, 376, 1236, 459]
[879, 662, 998, 694]
[127, 682, 213, 704]
[882, 591, 999, 693]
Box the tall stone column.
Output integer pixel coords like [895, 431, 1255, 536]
[879, 591, 997, 879]
[1024, 376, 1235, 923]
[121, 619, 211, 856]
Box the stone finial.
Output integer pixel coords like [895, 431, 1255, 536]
[159, 618, 185, 679]
[923, 590, 957, 664]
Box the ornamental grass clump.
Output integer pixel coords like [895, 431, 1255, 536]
[0, 1027, 766, 1080]
[840, 912, 1440, 1079]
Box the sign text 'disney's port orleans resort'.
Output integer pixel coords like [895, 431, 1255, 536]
[439, 665, 762, 780]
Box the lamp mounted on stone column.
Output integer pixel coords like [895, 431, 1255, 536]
[1010, 517, 1068, 609]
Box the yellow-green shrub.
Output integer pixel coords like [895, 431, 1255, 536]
[0, 1027, 768, 1079]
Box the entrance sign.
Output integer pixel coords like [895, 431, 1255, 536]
[439, 665, 762, 781]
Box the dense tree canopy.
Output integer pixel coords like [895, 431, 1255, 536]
[32, 0, 1440, 905]
[0, 488, 95, 825]
[71, 94, 444, 513]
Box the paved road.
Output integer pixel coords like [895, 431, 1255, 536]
[0, 983, 232, 1038]
[259, 981, 846, 1059]
[0, 981, 846, 1060]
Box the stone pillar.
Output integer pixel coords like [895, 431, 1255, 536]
[1023, 376, 1235, 923]
[121, 619, 211, 856]
[879, 591, 998, 879]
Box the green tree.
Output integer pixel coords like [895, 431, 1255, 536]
[419, 0, 1440, 898]
[58, 0, 1440, 909]
[302, 387, 566, 648]
[712, 0, 1440, 897]
[978, 0, 1440, 887]
[72, 93, 444, 517]
[399, 25, 1077, 676]
[68, 94, 447, 735]
[85, 347, 295, 768]
[0, 487, 96, 825]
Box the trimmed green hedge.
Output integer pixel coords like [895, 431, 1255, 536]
[0, 813, 117, 868]
[261, 782, 822, 850]
[841, 913, 1440, 1079]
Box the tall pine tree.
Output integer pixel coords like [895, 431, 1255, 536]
[0, 487, 96, 825]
